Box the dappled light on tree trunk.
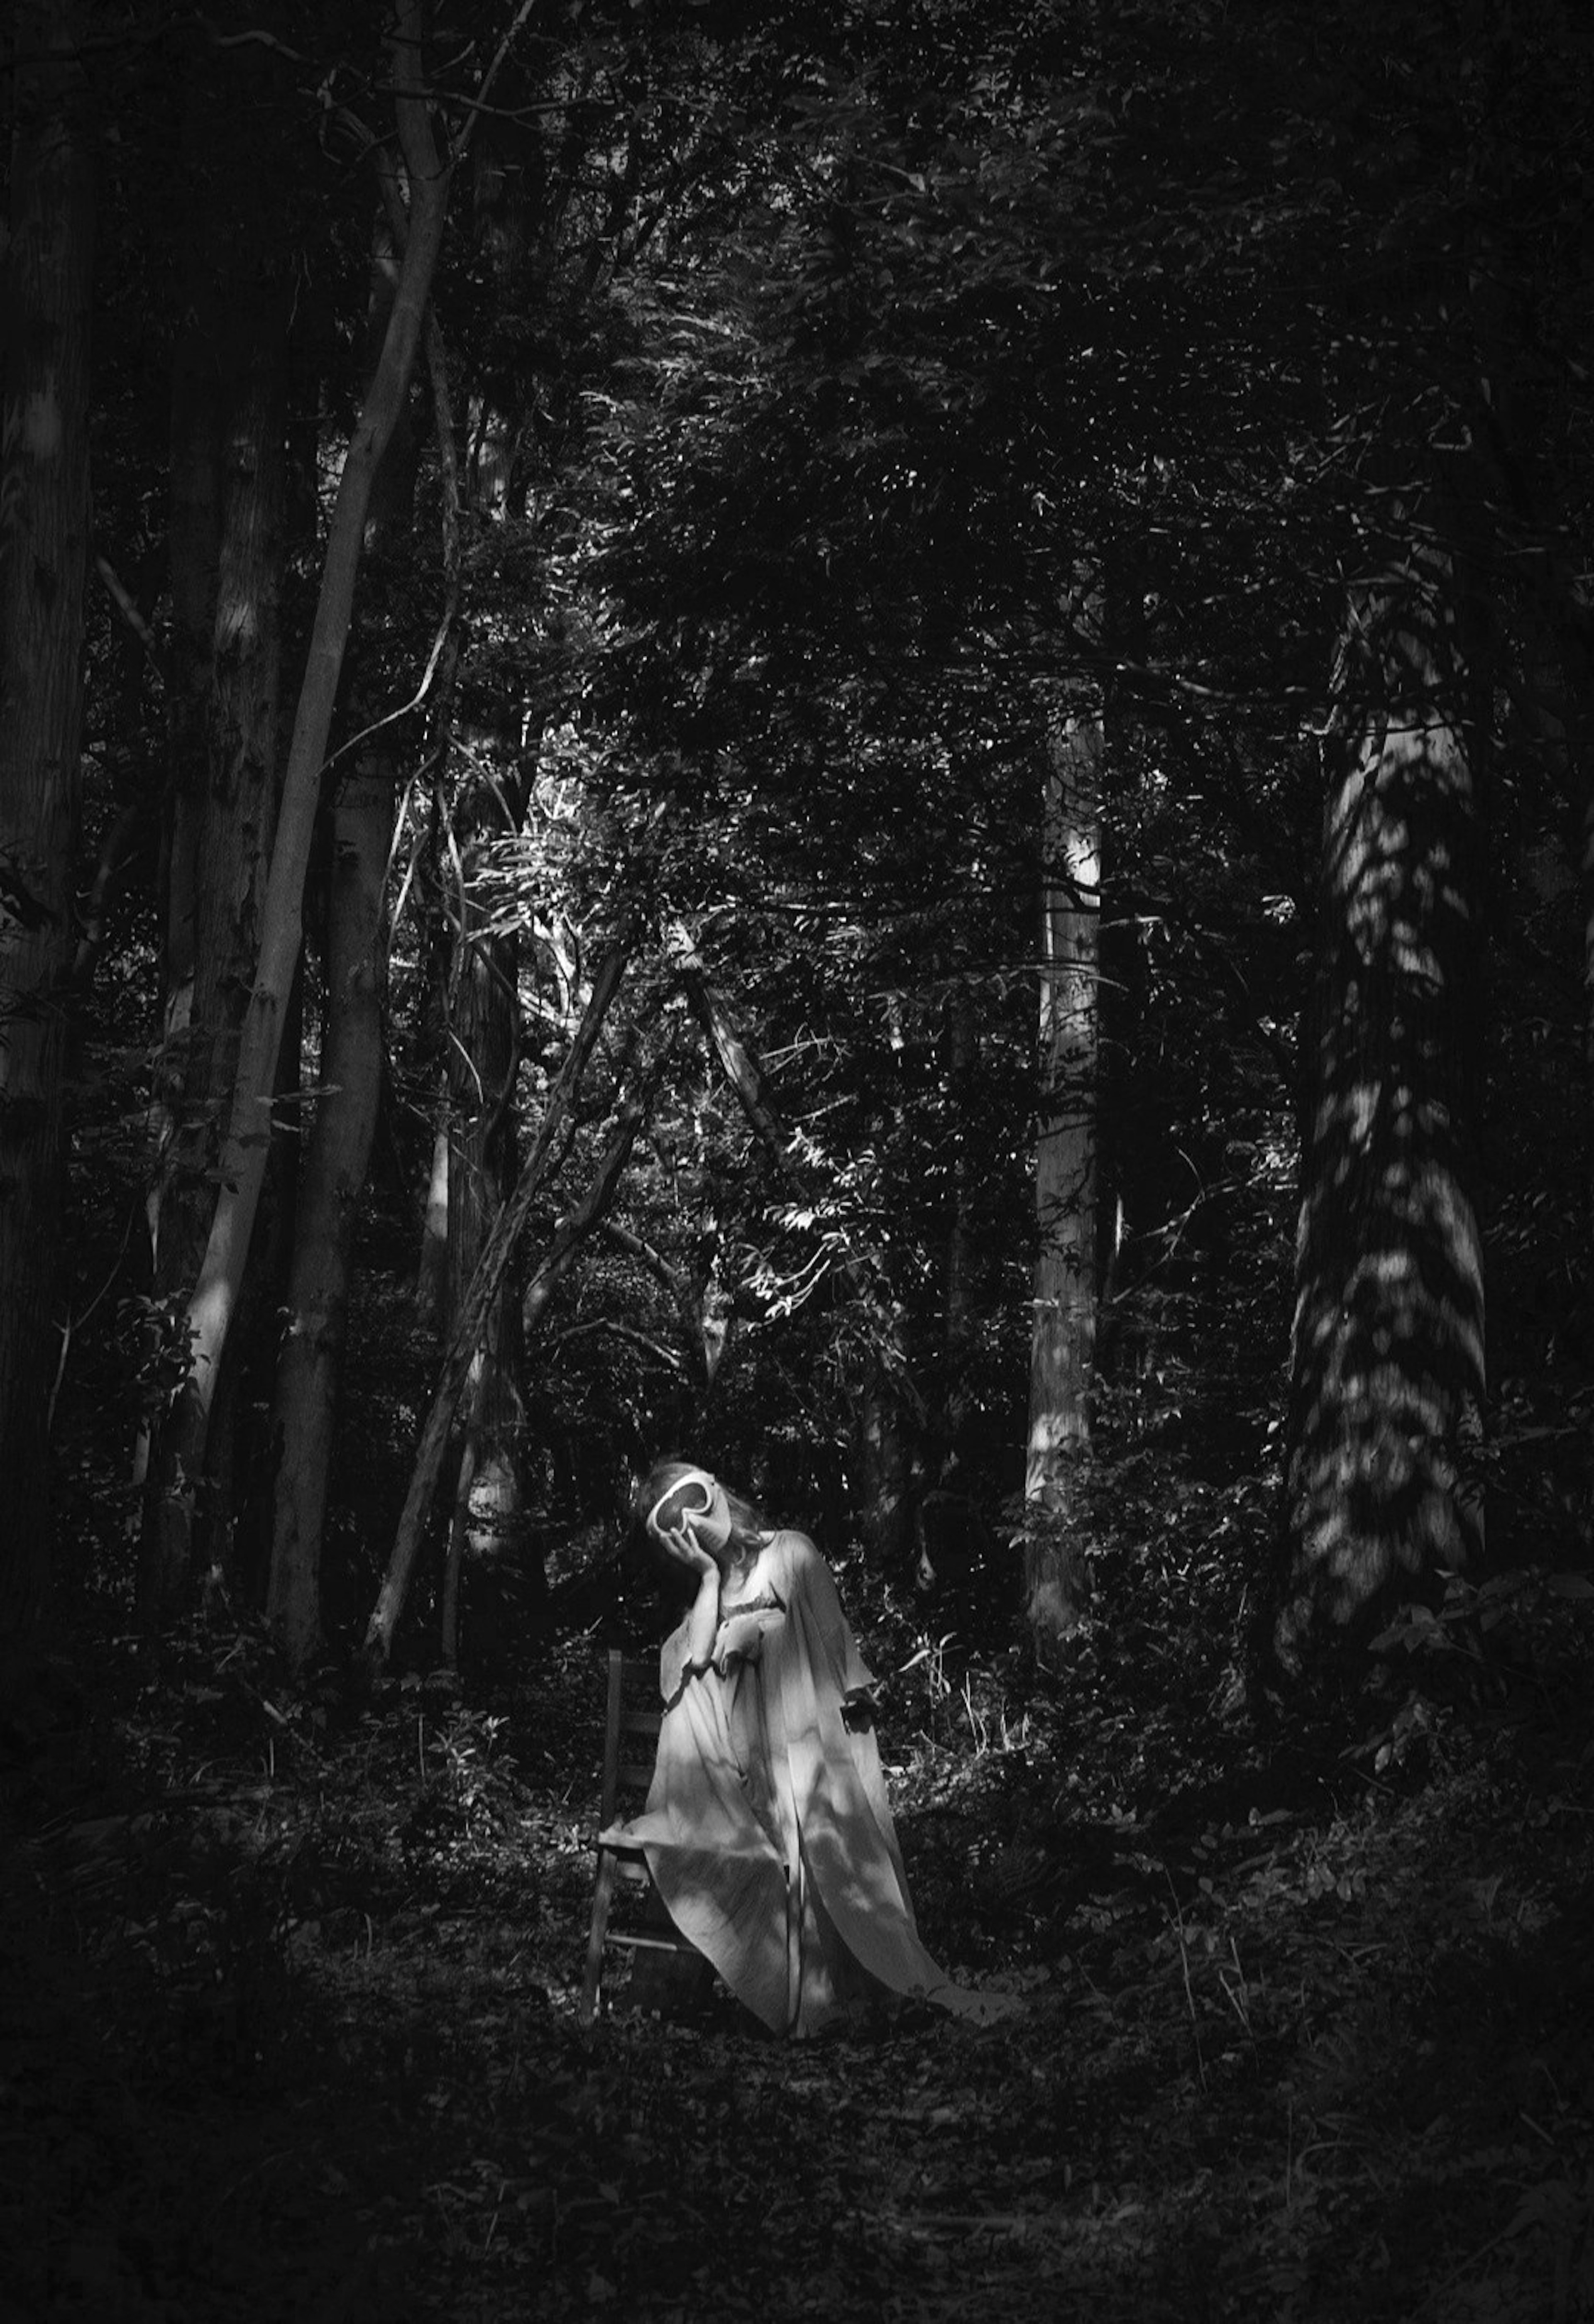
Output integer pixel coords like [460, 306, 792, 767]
[1274, 515, 1486, 1678]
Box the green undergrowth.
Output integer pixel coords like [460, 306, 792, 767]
[2, 1575, 1592, 2323]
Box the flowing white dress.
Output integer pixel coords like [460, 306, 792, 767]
[604, 1531, 1010, 2036]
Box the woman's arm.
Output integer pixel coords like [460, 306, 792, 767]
[653, 1518, 722, 1698]
[779, 1533, 876, 1697]
[682, 1563, 721, 1674]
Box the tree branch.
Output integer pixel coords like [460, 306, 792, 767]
[362, 928, 633, 1675]
[95, 555, 167, 689]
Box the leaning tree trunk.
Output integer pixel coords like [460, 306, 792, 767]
[1024, 623, 1104, 1652]
[0, 4, 94, 1705]
[362, 933, 631, 1677]
[1269, 502, 1486, 1682]
[440, 1044, 666, 1668]
[264, 154, 423, 1669]
[158, 12, 450, 1560]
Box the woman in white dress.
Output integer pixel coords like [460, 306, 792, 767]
[606, 1459, 1010, 2037]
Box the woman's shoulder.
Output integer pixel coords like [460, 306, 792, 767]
[764, 1525, 818, 1557]
[762, 1528, 826, 1583]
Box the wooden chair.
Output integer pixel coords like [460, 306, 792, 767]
[579, 1648, 707, 2026]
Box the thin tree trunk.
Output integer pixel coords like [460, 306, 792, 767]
[362, 933, 631, 1676]
[1532, 607, 1594, 1064]
[152, 281, 222, 1286]
[942, 980, 978, 1465]
[855, 1347, 914, 1570]
[1270, 503, 1486, 1680]
[443, 880, 524, 1599]
[1025, 626, 1104, 1650]
[159, 12, 449, 1556]
[0, 3, 94, 1704]
[520, 1055, 665, 1339]
[263, 147, 424, 1667]
[416, 1111, 451, 1327]
[143, 291, 293, 1611]
[680, 946, 915, 1549]
[440, 1050, 663, 1670]
[266, 768, 391, 1667]
[196, 317, 288, 1113]
[677, 954, 789, 1169]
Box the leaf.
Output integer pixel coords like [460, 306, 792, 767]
[1548, 1573, 1594, 1600]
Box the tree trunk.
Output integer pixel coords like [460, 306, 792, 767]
[1024, 627, 1104, 1650]
[152, 276, 222, 1291]
[444, 873, 526, 1598]
[941, 979, 978, 1468]
[262, 151, 424, 1667]
[142, 288, 292, 1612]
[0, 3, 94, 1705]
[362, 932, 631, 1677]
[428, 272, 526, 1575]
[159, 11, 450, 1562]
[266, 768, 391, 1667]
[679, 944, 914, 1553]
[416, 1110, 451, 1328]
[854, 1345, 914, 1572]
[440, 1047, 664, 1670]
[1269, 503, 1486, 1681]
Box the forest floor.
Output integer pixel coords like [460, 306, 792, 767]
[3, 1571, 1593, 2324]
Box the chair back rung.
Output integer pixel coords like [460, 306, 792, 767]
[580, 1646, 707, 2026]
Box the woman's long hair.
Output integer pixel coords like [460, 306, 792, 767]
[634, 1459, 771, 1577]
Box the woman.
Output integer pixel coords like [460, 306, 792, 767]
[605, 1458, 1011, 2037]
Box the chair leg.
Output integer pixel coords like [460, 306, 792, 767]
[579, 1848, 622, 2028]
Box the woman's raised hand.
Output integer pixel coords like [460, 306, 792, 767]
[658, 1518, 720, 1579]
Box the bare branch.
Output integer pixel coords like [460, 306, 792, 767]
[94, 555, 167, 688]
[551, 1316, 687, 1375]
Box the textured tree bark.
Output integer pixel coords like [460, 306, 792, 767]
[1270, 504, 1486, 1680]
[1024, 625, 1104, 1651]
[157, 7, 450, 1574]
[0, 3, 94, 1700]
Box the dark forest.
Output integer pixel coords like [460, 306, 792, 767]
[3, 2, 1593, 2316]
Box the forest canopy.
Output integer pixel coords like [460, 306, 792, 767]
[2, 0, 1592, 1702]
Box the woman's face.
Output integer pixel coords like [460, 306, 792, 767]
[692, 1480, 733, 1559]
[650, 1471, 733, 1567]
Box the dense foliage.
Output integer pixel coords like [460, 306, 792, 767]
[3, 2, 1593, 2309]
